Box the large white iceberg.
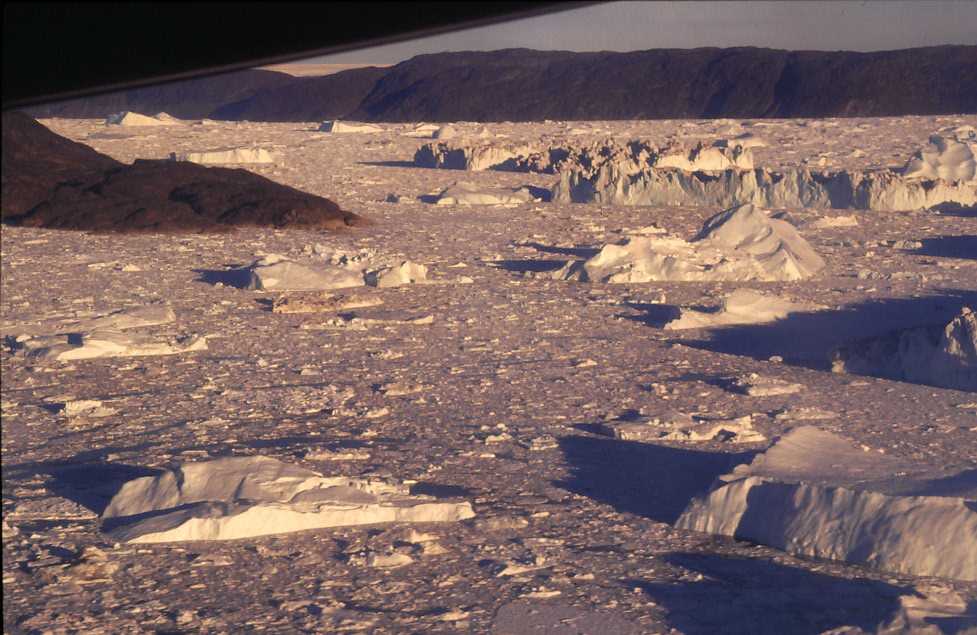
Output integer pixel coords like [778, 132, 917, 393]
[170, 147, 276, 165]
[245, 254, 364, 291]
[831, 306, 977, 392]
[676, 427, 977, 581]
[556, 204, 825, 283]
[102, 456, 475, 543]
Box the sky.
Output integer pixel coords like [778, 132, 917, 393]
[307, 0, 977, 65]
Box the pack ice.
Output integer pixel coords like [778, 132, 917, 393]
[676, 426, 977, 581]
[555, 203, 825, 283]
[102, 456, 476, 543]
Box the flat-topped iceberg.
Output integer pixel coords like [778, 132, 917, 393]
[676, 426, 977, 581]
[102, 456, 476, 543]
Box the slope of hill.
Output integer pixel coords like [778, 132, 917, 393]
[25, 69, 294, 120]
[211, 66, 390, 121]
[348, 46, 977, 122]
[24, 46, 977, 123]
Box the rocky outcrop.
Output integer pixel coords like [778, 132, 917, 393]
[1, 111, 121, 220]
[3, 112, 360, 232]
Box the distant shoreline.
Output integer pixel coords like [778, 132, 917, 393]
[258, 63, 392, 77]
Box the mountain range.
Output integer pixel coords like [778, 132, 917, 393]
[26, 46, 977, 122]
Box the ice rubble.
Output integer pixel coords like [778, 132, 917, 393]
[102, 456, 475, 543]
[831, 306, 977, 392]
[555, 203, 825, 283]
[677, 426, 977, 581]
[318, 120, 383, 133]
[104, 111, 176, 126]
[664, 289, 824, 330]
[170, 147, 276, 165]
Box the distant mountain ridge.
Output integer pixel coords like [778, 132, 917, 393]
[27, 46, 977, 122]
[25, 69, 294, 120]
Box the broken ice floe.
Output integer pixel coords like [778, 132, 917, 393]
[101, 456, 475, 543]
[729, 373, 804, 397]
[239, 254, 431, 291]
[433, 182, 543, 206]
[12, 330, 207, 361]
[170, 147, 276, 165]
[246, 254, 364, 291]
[598, 412, 765, 444]
[364, 261, 429, 287]
[676, 426, 977, 581]
[300, 314, 434, 330]
[664, 289, 824, 330]
[831, 306, 977, 392]
[58, 399, 117, 418]
[59, 304, 177, 332]
[271, 292, 383, 314]
[555, 203, 824, 283]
